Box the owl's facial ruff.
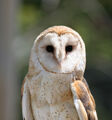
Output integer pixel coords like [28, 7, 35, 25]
[30, 26, 86, 75]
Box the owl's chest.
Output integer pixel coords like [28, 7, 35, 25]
[29, 72, 73, 106]
[28, 72, 79, 120]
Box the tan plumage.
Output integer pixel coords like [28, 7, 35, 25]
[71, 78, 97, 120]
[21, 26, 98, 120]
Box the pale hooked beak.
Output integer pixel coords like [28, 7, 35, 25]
[55, 49, 65, 65]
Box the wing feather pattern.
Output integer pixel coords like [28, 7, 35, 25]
[71, 78, 98, 120]
[21, 77, 34, 120]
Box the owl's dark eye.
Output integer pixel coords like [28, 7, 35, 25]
[46, 45, 54, 53]
[65, 45, 73, 53]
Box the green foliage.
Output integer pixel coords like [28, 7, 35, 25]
[18, 4, 42, 32]
[98, 0, 112, 15]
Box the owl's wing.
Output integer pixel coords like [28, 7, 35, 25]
[21, 77, 34, 120]
[71, 78, 98, 120]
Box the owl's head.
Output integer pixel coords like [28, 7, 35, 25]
[29, 26, 86, 78]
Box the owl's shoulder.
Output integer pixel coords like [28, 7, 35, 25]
[21, 71, 41, 96]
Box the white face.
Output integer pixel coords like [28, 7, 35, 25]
[34, 32, 86, 74]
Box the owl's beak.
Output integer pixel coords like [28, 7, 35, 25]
[55, 50, 65, 66]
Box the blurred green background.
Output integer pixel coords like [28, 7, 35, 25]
[0, 0, 112, 120]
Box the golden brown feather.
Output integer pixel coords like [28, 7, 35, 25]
[72, 79, 97, 120]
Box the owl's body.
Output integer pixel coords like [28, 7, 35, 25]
[27, 71, 78, 120]
[22, 26, 98, 120]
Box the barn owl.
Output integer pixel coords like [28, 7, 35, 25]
[21, 26, 98, 120]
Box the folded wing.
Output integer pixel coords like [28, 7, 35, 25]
[71, 78, 98, 120]
[21, 77, 34, 120]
